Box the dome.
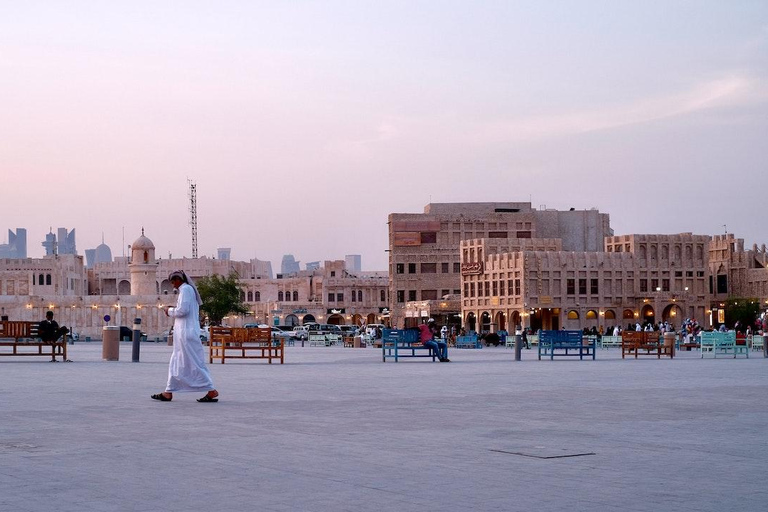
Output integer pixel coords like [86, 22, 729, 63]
[94, 243, 112, 264]
[131, 229, 155, 251]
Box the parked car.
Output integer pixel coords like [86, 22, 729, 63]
[270, 326, 297, 342]
[292, 326, 309, 340]
[119, 326, 147, 340]
[66, 330, 80, 342]
[339, 325, 360, 336]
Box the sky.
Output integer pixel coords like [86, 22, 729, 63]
[1, 1, 767, 270]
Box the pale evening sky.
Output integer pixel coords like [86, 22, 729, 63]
[1, 1, 766, 270]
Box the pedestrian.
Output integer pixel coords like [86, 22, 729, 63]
[152, 270, 219, 403]
[38, 310, 69, 362]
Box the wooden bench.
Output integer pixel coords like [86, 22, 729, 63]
[382, 329, 438, 362]
[621, 331, 673, 359]
[0, 320, 69, 361]
[208, 326, 284, 364]
[700, 331, 747, 358]
[538, 330, 595, 360]
[455, 335, 481, 349]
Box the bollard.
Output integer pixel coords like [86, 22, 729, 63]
[132, 318, 141, 363]
[514, 334, 522, 361]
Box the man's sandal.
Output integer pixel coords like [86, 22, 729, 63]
[197, 394, 218, 403]
[151, 393, 172, 401]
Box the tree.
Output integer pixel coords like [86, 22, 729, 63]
[195, 272, 248, 326]
[723, 298, 761, 332]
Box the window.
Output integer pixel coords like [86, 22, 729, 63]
[492, 281, 498, 296]
[488, 231, 508, 238]
[327, 293, 334, 302]
[477, 282, 484, 297]
[640, 280, 648, 292]
[38, 274, 44, 285]
[453, 263, 460, 273]
[278, 291, 284, 301]
[500, 280, 505, 296]
[441, 262, 449, 273]
[420, 232, 437, 243]
[567, 279, 575, 295]
[578, 279, 587, 295]
[351, 291, 356, 302]
[421, 263, 437, 273]
[515, 279, 520, 295]
[485, 282, 490, 296]
[408, 263, 416, 274]
[380, 290, 386, 302]
[330, 271, 336, 277]
[358, 290, 362, 302]
[396, 264, 404, 274]
[46, 274, 52, 285]
[422, 290, 438, 300]
[464, 283, 469, 297]
[337, 293, 344, 302]
[651, 279, 659, 291]
[293, 291, 298, 301]
[567, 310, 579, 320]
[662, 279, 670, 292]
[247, 291, 253, 302]
[590, 279, 598, 295]
[453, 289, 460, 295]
[441, 289, 450, 297]
[516, 231, 532, 238]
[509, 280, 515, 295]
[717, 275, 728, 294]
[408, 290, 417, 301]
[686, 271, 694, 277]
[254, 291, 261, 302]
[397, 290, 405, 303]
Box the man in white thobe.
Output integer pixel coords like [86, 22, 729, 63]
[151, 271, 218, 403]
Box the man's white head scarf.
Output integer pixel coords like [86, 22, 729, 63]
[169, 270, 203, 306]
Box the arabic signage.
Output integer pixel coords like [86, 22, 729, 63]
[460, 262, 484, 275]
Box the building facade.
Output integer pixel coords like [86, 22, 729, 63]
[388, 202, 612, 328]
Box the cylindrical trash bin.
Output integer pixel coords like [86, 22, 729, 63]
[663, 332, 676, 357]
[353, 335, 362, 348]
[102, 326, 120, 361]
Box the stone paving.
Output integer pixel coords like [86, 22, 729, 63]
[1, 342, 766, 512]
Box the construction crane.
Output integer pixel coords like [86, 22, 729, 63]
[188, 179, 198, 258]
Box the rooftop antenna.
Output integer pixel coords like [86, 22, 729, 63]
[188, 179, 198, 258]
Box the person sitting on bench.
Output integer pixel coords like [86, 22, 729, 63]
[38, 311, 69, 362]
[418, 319, 450, 362]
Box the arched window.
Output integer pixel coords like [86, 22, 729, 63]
[247, 291, 253, 302]
[254, 291, 261, 302]
[567, 310, 579, 320]
[240, 291, 246, 301]
[46, 274, 52, 285]
[623, 309, 635, 319]
[674, 246, 681, 260]
[685, 245, 692, 259]
[39, 274, 44, 285]
[358, 290, 362, 302]
[661, 245, 668, 259]
[604, 310, 616, 320]
[293, 291, 298, 301]
[143, 251, 148, 263]
[639, 246, 647, 259]
[696, 245, 703, 260]
[650, 245, 658, 261]
[278, 291, 284, 301]
[586, 310, 597, 320]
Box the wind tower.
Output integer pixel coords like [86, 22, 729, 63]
[188, 179, 198, 258]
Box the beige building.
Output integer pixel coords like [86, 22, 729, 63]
[388, 202, 612, 328]
[0, 232, 388, 339]
[459, 232, 768, 333]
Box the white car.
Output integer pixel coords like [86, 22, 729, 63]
[271, 326, 297, 341]
[292, 326, 309, 340]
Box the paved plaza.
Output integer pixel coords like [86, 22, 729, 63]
[1, 342, 766, 512]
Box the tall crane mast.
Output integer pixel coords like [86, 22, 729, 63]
[188, 179, 198, 259]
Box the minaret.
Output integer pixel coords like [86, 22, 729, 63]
[129, 228, 158, 295]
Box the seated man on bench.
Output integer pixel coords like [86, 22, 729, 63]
[38, 310, 69, 362]
[419, 319, 450, 362]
